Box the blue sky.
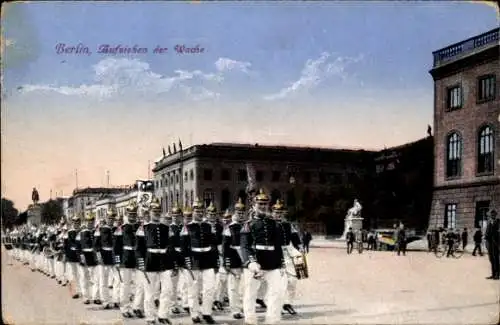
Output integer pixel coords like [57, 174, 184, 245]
[1, 1, 498, 209]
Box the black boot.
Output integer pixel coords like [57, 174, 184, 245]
[283, 304, 297, 315]
[191, 316, 202, 323]
[83, 300, 90, 304]
[158, 318, 172, 324]
[72, 294, 80, 299]
[93, 299, 102, 305]
[155, 299, 160, 308]
[133, 309, 145, 318]
[183, 307, 191, 314]
[171, 307, 181, 314]
[233, 312, 244, 319]
[122, 311, 133, 318]
[202, 315, 216, 324]
[103, 303, 113, 310]
[256, 299, 267, 309]
[213, 301, 223, 311]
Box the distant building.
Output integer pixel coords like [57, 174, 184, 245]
[428, 27, 499, 230]
[72, 187, 131, 219]
[152, 143, 374, 214]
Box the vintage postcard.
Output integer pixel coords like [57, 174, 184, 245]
[1, 1, 499, 325]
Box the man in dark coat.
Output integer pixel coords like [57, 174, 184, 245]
[302, 231, 312, 253]
[484, 209, 499, 280]
[461, 228, 468, 251]
[396, 224, 407, 256]
[472, 227, 484, 256]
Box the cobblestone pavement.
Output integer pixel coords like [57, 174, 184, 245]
[2, 247, 499, 325]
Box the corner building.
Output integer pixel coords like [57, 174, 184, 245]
[429, 27, 499, 230]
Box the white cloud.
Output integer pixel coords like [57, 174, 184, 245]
[215, 57, 252, 74]
[263, 52, 363, 101]
[19, 56, 249, 101]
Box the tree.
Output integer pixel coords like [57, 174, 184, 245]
[16, 211, 28, 225]
[1, 198, 19, 230]
[41, 199, 63, 224]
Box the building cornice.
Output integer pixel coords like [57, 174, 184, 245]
[434, 178, 500, 191]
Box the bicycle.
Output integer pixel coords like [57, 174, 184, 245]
[434, 239, 464, 258]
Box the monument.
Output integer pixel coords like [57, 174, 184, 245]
[28, 187, 42, 226]
[340, 199, 364, 239]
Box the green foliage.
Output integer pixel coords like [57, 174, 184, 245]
[1, 198, 19, 230]
[41, 199, 63, 224]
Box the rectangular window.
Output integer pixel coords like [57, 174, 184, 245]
[474, 201, 490, 229]
[477, 75, 496, 102]
[237, 169, 247, 182]
[221, 169, 231, 181]
[303, 171, 311, 183]
[203, 169, 213, 181]
[446, 85, 462, 111]
[272, 171, 281, 182]
[189, 169, 194, 181]
[256, 170, 264, 182]
[444, 203, 457, 229]
[184, 172, 188, 182]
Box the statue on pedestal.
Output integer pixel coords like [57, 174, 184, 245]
[31, 187, 40, 205]
[341, 199, 363, 239]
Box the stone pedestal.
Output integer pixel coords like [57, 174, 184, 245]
[340, 217, 364, 239]
[27, 204, 42, 226]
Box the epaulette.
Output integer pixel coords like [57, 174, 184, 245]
[114, 226, 122, 236]
[241, 221, 251, 233]
[136, 225, 145, 237]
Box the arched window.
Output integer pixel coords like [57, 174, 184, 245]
[477, 125, 494, 174]
[446, 132, 462, 178]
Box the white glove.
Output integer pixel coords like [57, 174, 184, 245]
[248, 262, 261, 273]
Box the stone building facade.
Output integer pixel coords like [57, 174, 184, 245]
[152, 143, 374, 215]
[428, 27, 499, 231]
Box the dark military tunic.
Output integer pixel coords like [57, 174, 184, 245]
[54, 232, 65, 261]
[280, 221, 302, 250]
[240, 214, 284, 271]
[180, 221, 218, 270]
[222, 221, 243, 269]
[77, 229, 98, 266]
[47, 233, 57, 259]
[169, 223, 184, 268]
[114, 223, 140, 268]
[3, 234, 13, 250]
[94, 225, 115, 265]
[64, 229, 80, 263]
[136, 222, 174, 272]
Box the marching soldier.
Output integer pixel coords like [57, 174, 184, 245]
[46, 225, 58, 278]
[64, 216, 82, 299]
[180, 198, 219, 324]
[222, 200, 246, 319]
[114, 201, 145, 318]
[273, 199, 302, 315]
[54, 222, 68, 285]
[136, 197, 177, 325]
[110, 214, 123, 309]
[178, 206, 193, 313]
[205, 202, 226, 311]
[240, 189, 285, 325]
[169, 204, 186, 314]
[94, 208, 118, 309]
[77, 213, 100, 305]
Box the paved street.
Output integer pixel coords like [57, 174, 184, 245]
[2, 247, 499, 325]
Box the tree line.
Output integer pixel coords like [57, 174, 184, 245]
[1, 197, 63, 230]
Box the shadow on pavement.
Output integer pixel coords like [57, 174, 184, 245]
[286, 308, 356, 320]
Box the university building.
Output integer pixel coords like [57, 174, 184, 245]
[428, 27, 499, 231]
[152, 143, 374, 215]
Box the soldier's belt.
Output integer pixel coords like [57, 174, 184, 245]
[191, 247, 211, 252]
[174, 247, 181, 252]
[255, 245, 275, 251]
[123, 246, 134, 250]
[230, 245, 241, 249]
[82, 248, 94, 252]
[148, 248, 167, 253]
[102, 247, 113, 251]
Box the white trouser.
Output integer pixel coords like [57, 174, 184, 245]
[177, 270, 189, 308]
[47, 258, 55, 276]
[98, 265, 112, 304]
[66, 262, 81, 294]
[133, 269, 145, 311]
[215, 267, 228, 302]
[108, 271, 114, 287]
[111, 267, 121, 304]
[187, 268, 216, 317]
[243, 268, 284, 325]
[79, 265, 99, 301]
[55, 260, 65, 281]
[283, 255, 297, 304]
[227, 268, 243, 314]
[120, 268, 137, 313]
[258, 280, 267, 299]
[140, 270, 176, 321]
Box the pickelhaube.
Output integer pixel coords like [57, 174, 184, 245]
[206, 201, 217, 214]
[126, 201, 138, 215]
[272, 199, 285, 211]
[171, 203, 182, 215]
[183, 206, 193, 216]
[85, 212, 96, 221]
[192, 198, 204, 211]
[235, 198, 245, 211]
[150, 197, 162, 213]
[254, 188, 269, 203]
[106, 207, 117, 218]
